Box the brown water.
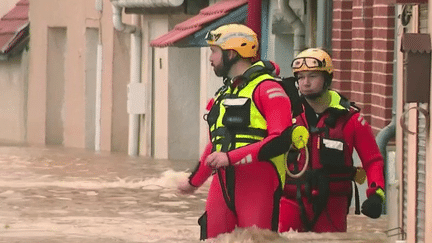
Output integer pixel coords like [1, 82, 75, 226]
[0, 145, 389, 242]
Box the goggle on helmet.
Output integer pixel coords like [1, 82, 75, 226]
[205, 24, 258, 58]
[291, 48, 333, 75]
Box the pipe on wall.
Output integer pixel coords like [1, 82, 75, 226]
[112, 5, 140, 33]
[95, 42, 103, 151]
[375, 7, 398, 160]
[95, 0, 103, 151]
[375, 7, 399, 215]
[112, 4, 142, 156]
[277, 0, 305, 56]
[128, 15, 142, 156]
[316, 0, 332, 51]
[376, 116, 396, 165]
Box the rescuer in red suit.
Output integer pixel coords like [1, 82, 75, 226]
[279, 48, 386, 233]
[176, 24, 303, 240]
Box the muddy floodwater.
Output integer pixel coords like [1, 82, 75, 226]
[0, 145, 389, 242]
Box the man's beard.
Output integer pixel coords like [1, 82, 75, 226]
[213, 63, 226, 77]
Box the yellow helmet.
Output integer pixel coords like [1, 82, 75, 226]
[291, 48, 333, 75]
[205, 24, 258, 58]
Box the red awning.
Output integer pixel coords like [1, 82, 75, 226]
[0, 0, 29, 54]
[150, 0, 247, 47]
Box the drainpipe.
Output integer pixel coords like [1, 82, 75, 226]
[375, 114, 396, 169]
[374, 111, 395, 212]
[277, 0, 305, 56]
[112, 5, 139, 33]
[112, 4, 142, 156]
[375, 8, 399, 215]
[95, 40, 103, 152]
[95, 0, 103, 152]
[128, 15, 142, 156]
[376, 8, 399, 178]
[376, 25, 397, 164]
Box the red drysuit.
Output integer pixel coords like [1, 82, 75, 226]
[189, 77, 292, 239]
[279, 93, 385, 232]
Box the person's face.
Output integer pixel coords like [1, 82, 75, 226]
[209, 45, 225, 77]
[297, 71, 326, 97]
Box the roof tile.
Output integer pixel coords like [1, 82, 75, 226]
[150, 0, 247, 47]
[0, 20, 27, 33]
[0, 0, 29, 54]
[2, 5, 29, 20]
[175, 12, 226, 29]
[153, 26, 202, 47]
[200, 0, 247, 14]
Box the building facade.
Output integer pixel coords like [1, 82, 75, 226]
[392, 2, 431, 243]
[1, 0, 432, 242]
[0, 0, 396, 159]
[0, 0, 29, 145]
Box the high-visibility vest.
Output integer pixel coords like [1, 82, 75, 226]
[206, 61, 287, 186]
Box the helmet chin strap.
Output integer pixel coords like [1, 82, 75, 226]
[221, 50, 240, 79]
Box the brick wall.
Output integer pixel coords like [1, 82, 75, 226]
[332, 0, 394, 134]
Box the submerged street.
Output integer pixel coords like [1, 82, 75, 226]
[0, 145, 388, 242]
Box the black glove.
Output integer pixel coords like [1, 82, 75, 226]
[361, 193, 383, 219]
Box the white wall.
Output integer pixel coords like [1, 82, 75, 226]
[27, 0, 118, 150]
[0, 0, 27, 145]
[151, 18, 169, 159]
[0, 50, 28, 144]
[199, 47, 222, 155]
[84, 28, 99, 150]
[168, 47, 200, 160]
[111, 30, 131, 152]
[148, 16, 217, 160]
[45, 27, 66, 145]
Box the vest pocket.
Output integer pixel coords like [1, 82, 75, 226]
[206, 103, 219, 127]
[222, 97, 251, 128]
[320, 138, 345, 169]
